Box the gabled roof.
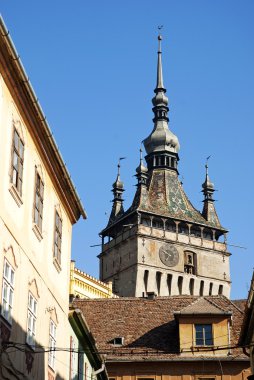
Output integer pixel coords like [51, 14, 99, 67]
[72, 295, 246, 362]
[175, 297, 232, 316]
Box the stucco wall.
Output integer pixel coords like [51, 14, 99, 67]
[0, 73, 73, 379]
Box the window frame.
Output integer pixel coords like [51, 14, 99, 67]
[26, 292, 37, 348]
[48, 319, 57, 370]
[53, 210, 62, 265]
[11, 128, 24, 196]
[1, 259, 15, 324]
[195, 323, 213, 347]
[33, 170, 44, 233]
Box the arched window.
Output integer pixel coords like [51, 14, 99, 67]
[178, 222, 188, 235]
[178, 276, 183, 295]
[144, 270, 149, 293]
[165, 220, 176, 232]
[199, 280, 204, 296]
[218, 285, 223, 295]
[156, 272, 162, 296]
[189, 278, 194, 295]
[167, 274, 172, 296]
[152, 218, 163, 229]
[209, 282, 213, 296]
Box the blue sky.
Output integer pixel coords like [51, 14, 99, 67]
[2, 1, 254, 299]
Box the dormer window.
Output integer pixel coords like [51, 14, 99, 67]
[113, 337, 124, 346]
[195, 324, 213, 346]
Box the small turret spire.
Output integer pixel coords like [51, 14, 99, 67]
[135, 147, 148, 186]
[201, 157, 221, 227]
[107, 159, 125, 225]
[202, 157, 215, 202]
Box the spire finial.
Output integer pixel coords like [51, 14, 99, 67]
[117, 157, 126, 179]
[139, 147, 143, 165]
[158, 25, 163, 53]
[156, 26, 165, 90]
[205, 155, 211, 177]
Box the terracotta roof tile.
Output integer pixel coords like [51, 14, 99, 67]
[72, 295, 247, 361]
[176, 297, 231, 315]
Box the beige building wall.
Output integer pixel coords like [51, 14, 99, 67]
[100, 224, 230, 298]
[0, 19, 85, 380]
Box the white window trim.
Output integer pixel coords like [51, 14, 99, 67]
[1, 259, 15, 324]
[48, 319, 56, 370]
[26, 292, 37, 348]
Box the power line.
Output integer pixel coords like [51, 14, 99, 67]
[0, 340, 252, 356]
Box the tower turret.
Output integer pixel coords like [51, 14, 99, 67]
[107, 160, 125, 226]
[202, 162, 222, 228]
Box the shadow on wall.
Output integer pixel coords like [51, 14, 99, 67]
[0, 312, 65, 380]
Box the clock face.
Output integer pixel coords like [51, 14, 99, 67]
[159, 244, 179, 267]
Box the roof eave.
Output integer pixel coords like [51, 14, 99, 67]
[0, 16, 87, 223]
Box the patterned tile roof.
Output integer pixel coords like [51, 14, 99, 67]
[72, 295, 246, 361]
[126, 169, 225, 230]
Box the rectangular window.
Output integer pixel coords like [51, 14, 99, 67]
[48, 320, 56, 369]
[34, 171, 44, 232]
[11, 129, 24, 195]
[1, 259, 15, 324]
[26, 292, 37, 347]
[54, 211, 62, 264]
[195, 324, 213, 346]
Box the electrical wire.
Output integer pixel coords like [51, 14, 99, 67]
[0, 341, 253, 356]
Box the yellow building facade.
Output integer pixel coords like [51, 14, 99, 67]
[70, 260, 117, 299]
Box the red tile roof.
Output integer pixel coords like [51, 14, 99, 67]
[72, 295, 247, 362]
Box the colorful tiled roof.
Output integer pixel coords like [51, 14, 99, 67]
[125, 169, 225, 230]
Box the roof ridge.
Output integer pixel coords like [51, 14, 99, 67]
[204, 296, 229, 312]
[226, 298, 245, 314]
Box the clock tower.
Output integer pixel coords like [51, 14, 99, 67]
[98, 35, 231, 298]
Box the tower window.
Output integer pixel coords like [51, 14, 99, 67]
[184, 251, 196, 275]
[156, 271, 162, 296]
[167, 274, 172, 296]
[199, 280, 204, 296]
[178, 276, 183, 295]
[152, 218, 163, 229]
[144, 270, 149, 293]
[218, 285, 223, 295]
[189, 278, 194, 295]
[209, 282, 213, 296]
[178, 223, 188, 235]
[203, 228, 213, 240]
[141, 217, 151, 227]
[166, 220, 176, 232]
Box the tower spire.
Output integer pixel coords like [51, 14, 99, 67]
[156, 34, 165, 91]
[143, 33, 180, 171]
